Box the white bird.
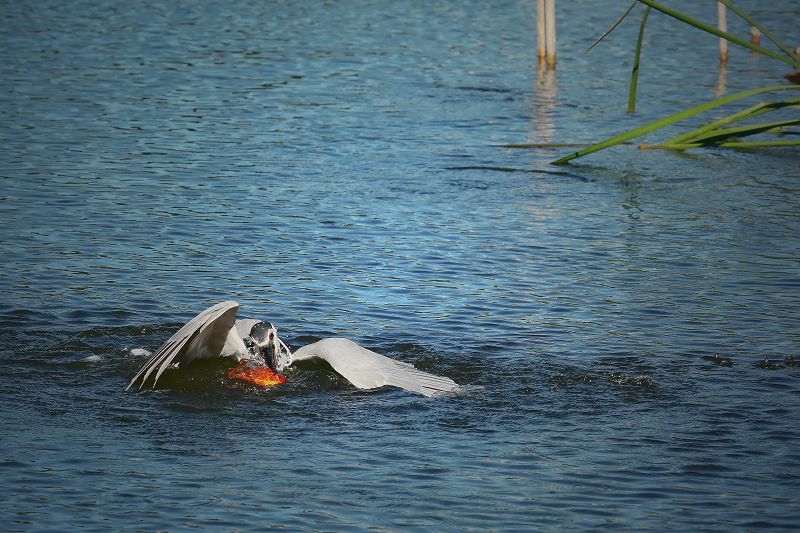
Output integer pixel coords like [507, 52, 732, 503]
[126, 301, 459, 397]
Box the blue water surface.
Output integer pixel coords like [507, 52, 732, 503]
[1, 0, 799, 530]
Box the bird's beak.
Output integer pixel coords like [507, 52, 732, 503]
[263, 336, 278, 371]
[258, 325, 291, 372]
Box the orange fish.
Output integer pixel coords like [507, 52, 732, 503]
[226, 360, 286, 388]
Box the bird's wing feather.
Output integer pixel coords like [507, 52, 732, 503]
[292, 338, 459, 397]
[126, 301, 239, 390]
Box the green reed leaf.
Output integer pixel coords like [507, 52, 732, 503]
[553, 85, 800, 164]
[628, 6, 651, 113]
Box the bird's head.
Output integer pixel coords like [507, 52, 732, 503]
[249, 321, 292, 372]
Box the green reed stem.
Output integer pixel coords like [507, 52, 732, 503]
[664, 99, 800, 145]
[635, 0, 800, 67]
[641, 140, 800, 150]
[679, 118, 800, 144]
[553, 85, 800, 164]
[628, 6, 651, 113]
[717, 0, 800, 63]
[584, 1, 638, 54]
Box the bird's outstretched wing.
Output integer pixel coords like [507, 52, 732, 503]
[126, 301, 239, 390]
[292, 338, 459, 397]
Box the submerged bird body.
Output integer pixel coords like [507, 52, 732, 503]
[127, 301, 459, 397]
[126, 301, 282, 390]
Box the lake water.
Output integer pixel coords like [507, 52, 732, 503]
[2, 0, 799, 530]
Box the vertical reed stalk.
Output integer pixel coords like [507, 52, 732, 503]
[750, 26, 761, 45]
[717, 0, 799, 63]
[545, 0, 556, 67]
[536, 0, 546, 64]
[635, 0, 798, 66]
[717, 2, 728, 63]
